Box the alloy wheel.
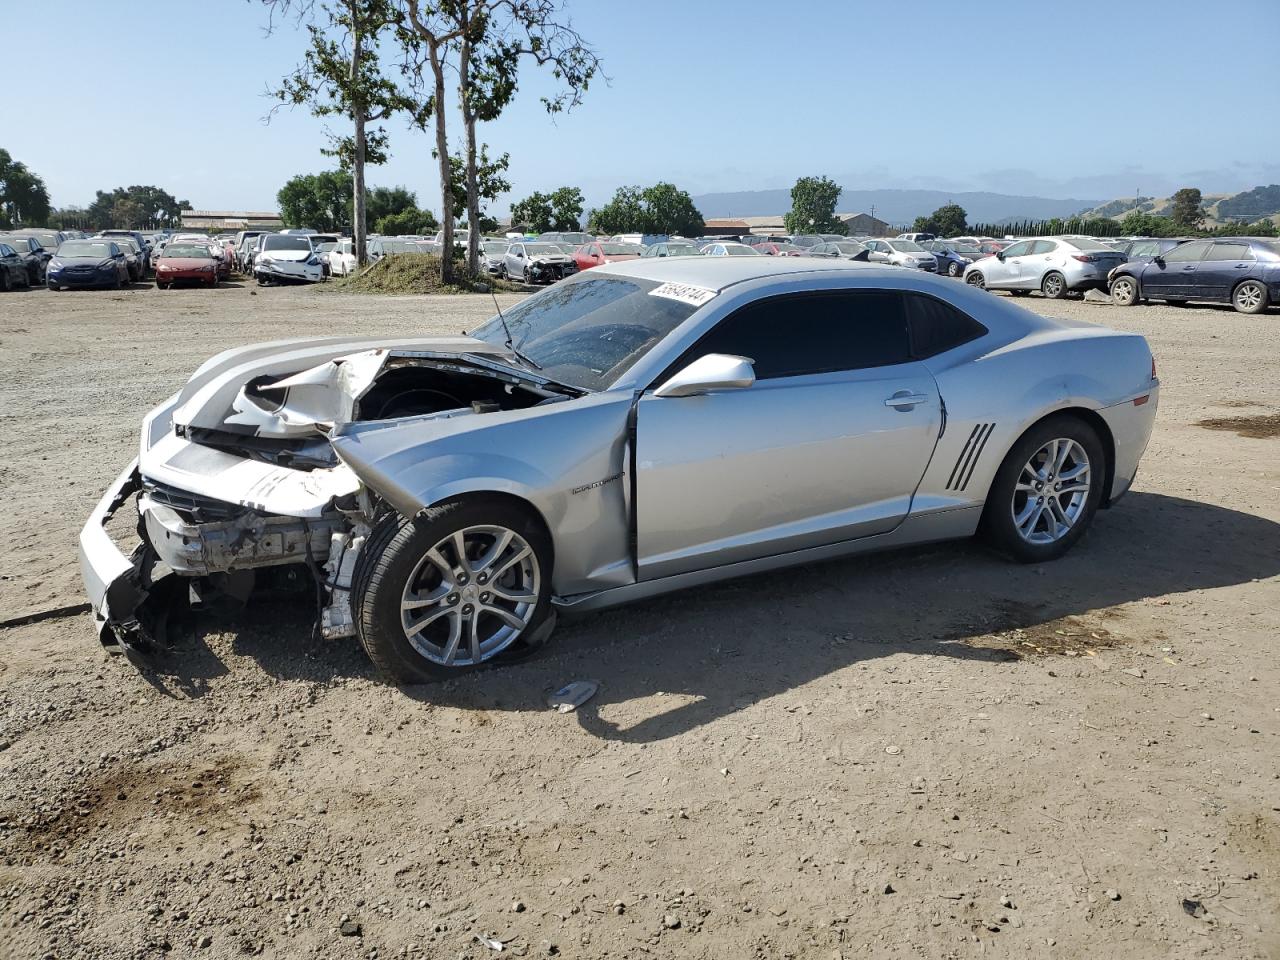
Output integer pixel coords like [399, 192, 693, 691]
[399, 525, 540, 666]
[1011, 438, 1091, 545]
[1043, 274, 1064, 298]
[966, 272, 985, 288]
[1235, 282, 1263, 311]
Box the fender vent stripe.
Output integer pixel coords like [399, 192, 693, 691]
[947, 422, 995, 492]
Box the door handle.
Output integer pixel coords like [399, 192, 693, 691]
[1235, 263, 1249, 269]
[884, 393, 930, 409]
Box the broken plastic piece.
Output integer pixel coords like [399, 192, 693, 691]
[474, 935, 505, 951]
[547, 679, 600, 713]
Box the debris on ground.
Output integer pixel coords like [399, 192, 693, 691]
[547, 679, 600, 713]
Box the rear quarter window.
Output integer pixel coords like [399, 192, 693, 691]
[905, 294, 988, 359]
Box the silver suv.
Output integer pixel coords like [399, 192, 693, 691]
[964, 236, 1126, 299]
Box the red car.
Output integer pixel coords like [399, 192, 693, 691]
[754, 241, 805, 257]
[154, 242, 221, 289]
[573, 241, 645, 272]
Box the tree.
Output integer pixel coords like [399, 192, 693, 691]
[1170, 187, 1204, 229]
[267, 0, 417, 266]
[277, 170, 354, 230]
[510, 185, 583, 233]
[442, 145, 509, 235]
[366, 185, 419, 225]
[374, 206, 438, 235]
[451, 1, 602, 272]
[910, 202, 967, 237]
[587, 183, 704, 236]
[784, 176, 844, 235]
[84, 185, 191, 230]
[0, 148, 52, 228]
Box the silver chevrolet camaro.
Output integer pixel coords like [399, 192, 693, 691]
[80, 258, 1159, 682]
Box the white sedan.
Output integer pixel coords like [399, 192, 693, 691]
[328, 239, 358, 276]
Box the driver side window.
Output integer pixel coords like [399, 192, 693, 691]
[1002, 240, 1034, 257]
[1163, 241, 1210, 263]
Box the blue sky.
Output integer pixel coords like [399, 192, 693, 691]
[3, 0, 1278, 215]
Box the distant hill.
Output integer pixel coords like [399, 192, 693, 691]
[1082, 185, 1280, 226]
[690, 187, 1101, 226]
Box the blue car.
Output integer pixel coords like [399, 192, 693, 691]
[1118, 237, 1191, 261]
[46, 239, 132, 291]
[1108, 237, 1280, 314]
[920, 239, 976, 278]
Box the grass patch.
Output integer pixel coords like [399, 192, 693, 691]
[329, 253, 531, 295]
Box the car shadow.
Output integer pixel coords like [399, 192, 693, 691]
[138, 492, 1280, 740]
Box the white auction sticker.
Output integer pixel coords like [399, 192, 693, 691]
[648, 282, 718, 307]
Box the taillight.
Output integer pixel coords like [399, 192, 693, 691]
[1071, 254, 1097, 263]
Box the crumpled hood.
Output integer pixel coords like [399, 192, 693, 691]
[172, 334, 509, 436]
[528, 254, 570, 264]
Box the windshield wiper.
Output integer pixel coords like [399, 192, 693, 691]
[488, 287, 542, 369]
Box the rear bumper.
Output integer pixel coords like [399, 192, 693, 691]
[1098, 383, 1159, 503]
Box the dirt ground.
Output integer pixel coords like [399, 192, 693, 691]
[0, 278, 1277, 960]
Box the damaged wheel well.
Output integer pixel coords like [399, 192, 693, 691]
[416, 491, 555, 568]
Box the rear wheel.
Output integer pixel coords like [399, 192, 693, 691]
[1041, 271, 1067, 299]
[1232, 279, 1268, 315]
[965, 270, 985, 289]
[981, 415, 1105, 563]
[354, 497, 555, 683]
[1110, 275, 1140, 307]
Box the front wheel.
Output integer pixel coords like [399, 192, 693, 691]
[1041, 271, 1067, 299]
[354, 498, 554, 683]
[1232, 280, 1268, 315]
[965, 271, 985, 289]
[947, 260, 962, 277]
[981, 415, 1106, 563]
[1110, 275, 1140, 307]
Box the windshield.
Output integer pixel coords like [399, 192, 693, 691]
[483, 242, 508, 255]
[160, 244, 212, 259]
[58, 241, 115, 258]
[263, 235, 314, 252]
[470, 274, 702, 391]
[888, 240, 925, 252]
[524, 243, 562, 256]
[725, 244, 761, 255]
[316, 242, 338, 254]
[113, 239, 138, 252]
[833, 242, 866, 254]
[600, 243, 643, 256]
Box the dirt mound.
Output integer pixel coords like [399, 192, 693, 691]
[335, 253, 525, 295]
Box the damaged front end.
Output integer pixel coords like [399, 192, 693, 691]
[79, 339, 573, 659]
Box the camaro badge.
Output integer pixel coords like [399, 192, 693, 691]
[571, 473, 624, 495]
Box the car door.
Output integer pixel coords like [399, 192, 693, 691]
[1024, 239, 1060, 287]
[634, 290, 942, 581]
[505, 244, 524, 278]
[865, 240, 891, 264]
[1142, 239, 1210, 298]
[1197, 241, 1256, 300]
[984, 239, 1033, 287]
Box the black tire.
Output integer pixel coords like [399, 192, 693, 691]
[980, 414, 1106, 564]
[965, 270, 985, 289]
[1010, 289, 1030, 297]
[947, 260, 962, 277]
[1040, 271, 1067, 299]
[0, 270, 9, 292]
[46, 281, 58, 291]
[1232, 279, 1268, 315]
[1110, 274, 1140, 307]
[354, 497, 555, 683]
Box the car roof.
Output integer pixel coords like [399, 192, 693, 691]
[591, 255, 913, 291]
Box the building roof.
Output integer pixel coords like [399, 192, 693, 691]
[703, 218, 751, 230]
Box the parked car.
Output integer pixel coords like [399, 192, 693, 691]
[504, 241, 575, 283]
[809, 240, 871, 261]
[0, 241, 32, 290]
[920, 240, 976, 277]
[786, 235, 825, 249]
[896, 232, 936, 243]
[536, 231, 593, 246]
[964, 236, 1126, 299]
[573, 241, 645, 271]
[1107, 237, 1279, 314]
[15, 229, 65, 257]
[976, 239, 1010, 257]
[753, 241, 805, 257]
[641, 241, 702, 258]
[864, 239, 938, 271]
[701, 242, 763, 257]
[45, 239, 130, 290]
[368, 238, 439, 260]
[481, 240, 510, 275]
[98, 230, 152, 272]
[154, 241, 221, 289]
[80, 258, 1159, 681]
[326, 239, 358, 276]
[0, 234, 48, 283]
[254, 234, 324, 285]
[107, 237, 144, 281]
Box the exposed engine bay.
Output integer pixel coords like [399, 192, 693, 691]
[87, 346, 581, 656]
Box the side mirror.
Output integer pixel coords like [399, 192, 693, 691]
[654, 353, 756, 399]
[996, 251, 1006, 261]
[1152, 255, 1164, 266]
